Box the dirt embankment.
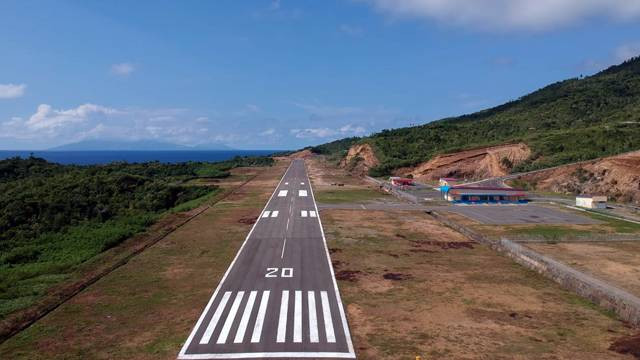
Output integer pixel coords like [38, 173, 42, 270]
[339, 143, 379, 176]
[518, 150, 640, 203]
[403, 143, 531, 181]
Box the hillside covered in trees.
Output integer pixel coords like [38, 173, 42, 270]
[0, 155, 273, 318]
[313, 57, 640, 177]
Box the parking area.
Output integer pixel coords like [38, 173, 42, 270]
[447, 204, 601, 225]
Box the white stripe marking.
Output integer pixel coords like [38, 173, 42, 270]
[308, 291, 319, 343]
[281, 238, 287, 259]
[199, 291, 232, 344]
[277, 290, 289, 343]
[278, 190, 288, 197]
[301, 210, 308, 218]
[310, 211, 317, 218]
[217, 291, 245, 344]
[294, 291, 302, 343]
[320, 291, 336, 343]
[301, 182, 305, 185]
[271, 211, 279, 218]
[262, 211, 271, 218]
[251, 291, 270, 343]
[234, 291, 257, 344]
[299, 190, 308, 197]
[285, 182, 289, 185]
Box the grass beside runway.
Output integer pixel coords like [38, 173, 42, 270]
[0, 162, 288, 359]
[314, 189, 389, 204]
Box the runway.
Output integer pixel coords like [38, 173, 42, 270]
[178, 159, 355, 359]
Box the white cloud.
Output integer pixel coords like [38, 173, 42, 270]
[290, 124, 368, 139]
[260, 128, 276, 136]
[25, 103, 120, 131]
[340, 24, 364, 37]
[111, 62, 135, 76]
[615, 42, 640, 62]
[0, 83, 26, 99]
[362, 0, 640, 31]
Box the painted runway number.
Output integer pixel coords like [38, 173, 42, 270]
[265, 267, 293, 278]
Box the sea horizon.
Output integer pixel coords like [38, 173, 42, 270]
[0, 149, 285, 165]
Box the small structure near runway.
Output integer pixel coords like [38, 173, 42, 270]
[576, 195, 607, 209]
[389, 176, 414, 186]
[443, 186, 527, 204]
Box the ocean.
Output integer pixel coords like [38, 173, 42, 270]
[0, 150, 282, 165]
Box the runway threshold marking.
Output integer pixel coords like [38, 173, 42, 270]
[276, 290, 289, 343]
[179, 160, 355, 359]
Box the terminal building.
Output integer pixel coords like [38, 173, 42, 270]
[443, 186, 527, 204]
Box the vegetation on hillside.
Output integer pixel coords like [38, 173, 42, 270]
[0, 155, 273, 318]
[313, 57, 640, 176]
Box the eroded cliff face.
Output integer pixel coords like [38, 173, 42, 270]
[403, 143, 532, 181]
[339, 143, 380, 176]
[518, 150, 640, 204]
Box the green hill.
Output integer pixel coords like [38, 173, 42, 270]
[313, 57, 640, 177]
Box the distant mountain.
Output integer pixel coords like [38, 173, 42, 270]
[48, 139, 233, 151]
[313, 56, 640, 176]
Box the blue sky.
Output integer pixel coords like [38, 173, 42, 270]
[1, 0, 640, 150]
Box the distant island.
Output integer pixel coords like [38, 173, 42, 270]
[48, 139, 234, 151]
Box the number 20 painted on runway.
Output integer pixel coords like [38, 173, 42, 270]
[265, 267, 293, 278]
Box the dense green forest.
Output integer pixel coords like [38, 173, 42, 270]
[312, 57, 640, 176]
[0, 155, 273, 318]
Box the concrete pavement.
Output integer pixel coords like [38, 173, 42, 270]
[178, 159, 355, 359]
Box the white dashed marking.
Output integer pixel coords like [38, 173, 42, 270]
[278, 190, 288, 197]
[262, 211, 271, 218]
[308, 291, 319, 343]
[234, 291, 257, 343]
[294, 291, 303, 343]
[277, 291, 289, 343]
[321, 291, 336, 343]
[199, 291, 232, 344]
[299, 190, 308, 197]
[310, 211, 317, 218]
[301, 210, 308, 218]
[216, 291, 244, 344]
[251, 291, 270, 343]
[271, 211, 279, 218]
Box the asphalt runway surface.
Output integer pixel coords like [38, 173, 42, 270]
[178, 159, 355, 359]
[448, 204, 601, 225]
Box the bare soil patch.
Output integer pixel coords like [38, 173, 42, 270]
[322, 207, 635, 359]
[526, 241, 640, 297]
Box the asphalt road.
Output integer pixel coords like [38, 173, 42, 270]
[178, 159, 355, 359]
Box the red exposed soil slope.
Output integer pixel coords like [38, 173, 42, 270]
[404, 143, 531, 181]
[339, 143, 380, 176]
[518, 150, 640, 204]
